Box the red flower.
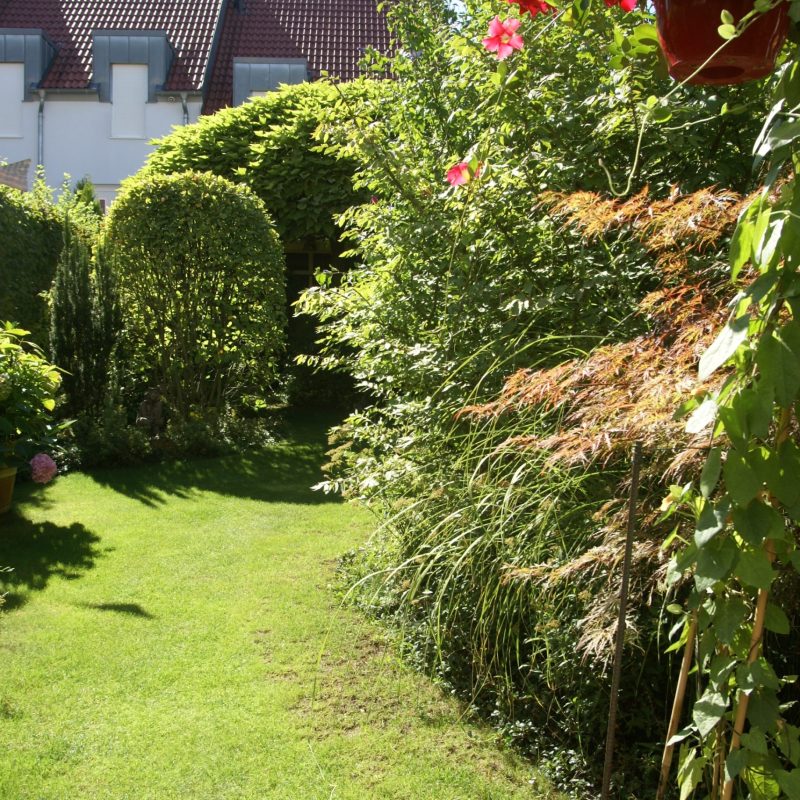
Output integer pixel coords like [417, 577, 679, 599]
[506, 0, 555, 17]
[446, 162, 473, 186]
[482, 16, 524, 61]
[604, 0, 637, 11]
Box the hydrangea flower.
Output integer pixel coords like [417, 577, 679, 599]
[482, 17, 524, 60]
[30, 453, 58, 484]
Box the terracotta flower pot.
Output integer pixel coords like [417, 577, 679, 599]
[0, 466, 17, 514]
[654, 0, 789, 85]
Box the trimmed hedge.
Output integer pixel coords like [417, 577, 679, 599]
[0, 185, 62, 345]
[101, 171, 286, 417]
[145, 79, 385, 243]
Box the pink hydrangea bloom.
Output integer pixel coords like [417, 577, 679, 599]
[482, 17, 524, 61]
[506, 0, 555, 17]
[30, 453, 58, 484]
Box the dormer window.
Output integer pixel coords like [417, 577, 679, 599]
[232, 59, 308, 106]
[92, 31, 173, 103]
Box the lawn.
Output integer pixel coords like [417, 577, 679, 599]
[0, 418, 556, 800]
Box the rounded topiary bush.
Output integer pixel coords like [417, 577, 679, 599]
[101, 171, 286, 417]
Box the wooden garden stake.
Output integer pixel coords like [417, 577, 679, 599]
[655, 612, 698, 800]
[601, 441, 643, 800]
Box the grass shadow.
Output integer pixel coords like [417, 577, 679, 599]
[84, 412, 346, 508]
[82, 602, 155, 619]
[0, 511, 101, 611]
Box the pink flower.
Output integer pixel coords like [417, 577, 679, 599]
[604, 0, 637, 11]
[446, 162, 472, 186]
[506, 0, 555, 17]
[446, 161, 482, 186]
[482, 17, 524, 61]
[30, 453, 58, 484]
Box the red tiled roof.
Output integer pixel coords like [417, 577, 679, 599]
[203, 0, 390, 114]
[0, 0, 225, 91]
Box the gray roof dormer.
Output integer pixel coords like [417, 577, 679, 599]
[232, 58, 308, 106]
[0, 29, 56, 99]
[92, 30, 173, 102]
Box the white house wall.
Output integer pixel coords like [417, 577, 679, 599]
[0, 95, 202, 204]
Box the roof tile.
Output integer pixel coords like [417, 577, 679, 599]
[203, 0, 390, 114]
[0, 0, 225, 92]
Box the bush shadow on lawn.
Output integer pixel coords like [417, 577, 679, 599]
[0, 510, 101, 610]
[84, 413, 345, 508]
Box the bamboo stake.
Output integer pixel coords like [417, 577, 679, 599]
[721, 542, 775, 800]
[656, 612, 698, 800]
[601, 441, 643, 800]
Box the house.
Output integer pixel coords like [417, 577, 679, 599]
[0, 0, 390, 206]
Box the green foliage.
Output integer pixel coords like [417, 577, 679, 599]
[293, 0, 781, 792]
[145, 80, 383, 243]
[50, 221, 120, 417]
[662, 11, 800, 797]
[0, 185, 62, 345]
[0, 323, 64, 465]
[101, 171, 286, 419]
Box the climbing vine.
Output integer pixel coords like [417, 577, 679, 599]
[659, 6, 800, 797]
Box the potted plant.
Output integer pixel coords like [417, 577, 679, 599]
[0, 323, 64, 513]
[653, 0, 789, 84]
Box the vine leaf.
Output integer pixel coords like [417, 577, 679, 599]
[724, 449, 762, 507]
[757, 330, 800, 408]
[686, 397, 718, 434]
[696, 536, 737, 591]
[693, 689, 728, 738]
[700, 447, 722, 498]
[736, 547, 775, 590]
[732, 500, 785, 547]
[764, 603, 790, 635]
[699, 315, 750, 381]
[777, 769, 800, 800]
[714, 596, 748, 645]
[694, 498, 729, 547]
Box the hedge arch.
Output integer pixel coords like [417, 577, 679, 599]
[145, 79, 385, 244]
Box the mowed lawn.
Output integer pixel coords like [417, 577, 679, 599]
[0, 419, 556, 800]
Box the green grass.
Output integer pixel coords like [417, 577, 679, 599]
[0, 418, 557, 800]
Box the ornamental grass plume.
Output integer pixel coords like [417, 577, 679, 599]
[30, 453, 58, 484]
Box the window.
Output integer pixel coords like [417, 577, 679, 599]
[0, 63, 23, 138]
[111, 64, 147, 139]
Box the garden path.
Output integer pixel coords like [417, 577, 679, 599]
[0, 418, 555, 800]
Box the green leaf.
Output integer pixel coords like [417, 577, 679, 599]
[736, 546, 775, 589]
[747, 687, 781, 734]
[696, 536, 738, 591]
[764, 603, 790, 635]
[715, 596, 748, 645]
[726, 748, 749, 782]
[699, 316, 750, 381]
[732, 500, 785, 547]
[757, 331, 800, 408]
[718, 23, 738, 39]
[694, 497, 729, 547]
[777, 769, 800, 800]
[724, 449, 762, 507]
[763, 442, 800, 506]
[731, 200, 760, 280]
[678, 747, 705, 800]
[742, 728, 769, 755]
[693, 689, 728, 737]
[700, 447, 723, 498]
[686, 397, 718, 434]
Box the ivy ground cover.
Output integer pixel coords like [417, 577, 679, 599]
[0, 419, 554, 800]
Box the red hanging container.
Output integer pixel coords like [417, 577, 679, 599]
[653, 0, 789, 85]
